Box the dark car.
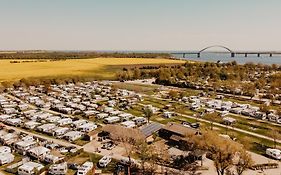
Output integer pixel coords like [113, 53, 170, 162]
[68, 163, 80, 170]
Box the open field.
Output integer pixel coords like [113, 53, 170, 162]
[0, 58, 185, 82]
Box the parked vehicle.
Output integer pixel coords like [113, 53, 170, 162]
[98, 156, 112, 167]
[266, 148, 281, 160]
[68, 163, 80, 170]
[120, 157, 136, 166]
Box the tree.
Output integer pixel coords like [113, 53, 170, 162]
[235, 150, 253, 175]
[102, 125, 145, 173]
[143, 105, 153, 124]
[133, 68, 141, 79]
[151, 141, 170, 174]
[241, 83, 256, 98]
[168, 90, 179, 100]
[199, 131, 240, 175]
[134, 141, 153, 174]
[260, 104, 270, 115]
[204, 112, 220, 130]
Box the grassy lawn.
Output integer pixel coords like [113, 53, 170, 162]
[139, 96, 281, 155]
[141, 97, 170, 109]
[112, 83, 159, 95]
[125, 105, 144, 117]
[0, 58, 185, 82]
[73, 139, 90, 146]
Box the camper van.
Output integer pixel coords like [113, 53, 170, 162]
[103, 116, 120, 124]
[77, 161, 93, 175]
[266, 148, 281, 160]
[98, 156, 112, 167]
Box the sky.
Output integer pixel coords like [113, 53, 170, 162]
[0, 0, 281, 51]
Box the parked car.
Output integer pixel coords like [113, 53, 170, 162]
[266, 148, 281, 160]
[68, 163, 80, 170]
[98, 156, 112, 167]
[101, 141, 115, 150]
[120, 157, 136, 166]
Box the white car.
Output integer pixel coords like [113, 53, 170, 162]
[120, 157, 136, 166]
[98, 156, 112, 167]
[266, 148, 281, 160]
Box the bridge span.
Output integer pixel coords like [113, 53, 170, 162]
[172, 45, 281, 58]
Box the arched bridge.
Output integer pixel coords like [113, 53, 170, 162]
[172, 45, 279, 58]
[198, 45, 233, 53]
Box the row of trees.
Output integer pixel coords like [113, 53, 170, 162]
[0, 51, 171, 60]
[183, 130, 253, 175]
[116, 61, 281, 98]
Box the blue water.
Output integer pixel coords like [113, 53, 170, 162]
[172, 52, 281, 65]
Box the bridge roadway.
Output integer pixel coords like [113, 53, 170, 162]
[171, 45, 281, 58]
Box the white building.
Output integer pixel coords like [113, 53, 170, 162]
[63, 131, 83, 141]
[24, 121, 41, 130]
[6, 118, 22, 126]
[37, 123, 56, 133]
[0, 146, 11, 154]
[18, 162, 44, 175]
[15, 140, 37, 154]
[53, 127, 69, 136]
[28, 146, 50, 159]
[46, 116, 61, 123]
[49, 162, 68, 175]
[77, 161, 93, 175]
[0, 153, 14, 165]
[72, 120, 88, 128]
[0, 114, 11, 122]
[78, 123, 97, 132]
[44, 154, 64, 164]
[121, 121, 136, 128]
[57, 118, 72, 126]
[104, 116, 120, 124]
[133, 117, 147, 126]
[96, 113, 109, 119]
[83, 110, 97, 117]
[0, 133, 17, 144]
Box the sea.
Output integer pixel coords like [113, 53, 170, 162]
[172, 52, 281, 65]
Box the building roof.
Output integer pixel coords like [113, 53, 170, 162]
[64, 131, 82, 137]
[28, 146, 50, 155]
[162, 122, 197, 137]
[140, 122, 162, 138]
[16, 140, 36, 147]
[49, 162, 67, 170]
[19, 162, 44, 172]
[223, 117, 236, 123]
[0, 152, 14, 160]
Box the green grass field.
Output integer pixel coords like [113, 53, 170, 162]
[0, 58, 185, 82]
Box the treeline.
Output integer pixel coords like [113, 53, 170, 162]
[116, 61, 281, 98]
[0, 51, 171, 60]
[0, 76, 98, 93]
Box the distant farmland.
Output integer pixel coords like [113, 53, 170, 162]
[0, 58, 185, 82]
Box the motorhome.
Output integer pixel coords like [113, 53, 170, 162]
[266, 148, 281, 160]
